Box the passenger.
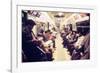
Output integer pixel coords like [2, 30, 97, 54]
[81, 33, 90, 59]
[22, 19, 47, 62]
[71, 33, 85, 60]
[66, 31, 78, 55]
[71, 20, 90, 60]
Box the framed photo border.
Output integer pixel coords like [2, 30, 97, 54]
[11, 3, 97, 73]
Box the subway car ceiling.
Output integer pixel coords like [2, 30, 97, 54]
[22, 10, 90, 27]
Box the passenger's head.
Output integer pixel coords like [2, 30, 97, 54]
[45, 30, 52, 36]
[26, 19, 36, 29]
[45, 30, 51, 33]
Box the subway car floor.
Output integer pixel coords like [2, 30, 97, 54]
[53, 33, 71, 61]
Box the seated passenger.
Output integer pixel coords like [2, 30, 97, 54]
[81, 33, 90, 59]
[66, 31, 78, 55]
[71, 20, 90, 60]
[22, 19, 47, 62]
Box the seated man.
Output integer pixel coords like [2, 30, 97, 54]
[71, 20, 90, 60]
[81, 33, 90, 59]
[22, 19, 47, 62]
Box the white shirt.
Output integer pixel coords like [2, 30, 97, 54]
[74, 36, 85, 49]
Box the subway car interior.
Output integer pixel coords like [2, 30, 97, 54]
[22, 10, 90, 62]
